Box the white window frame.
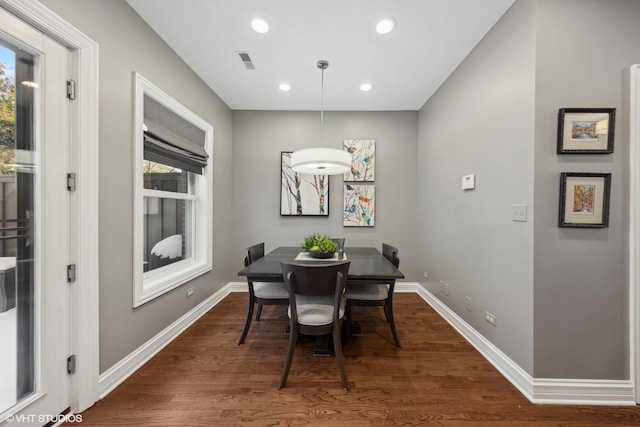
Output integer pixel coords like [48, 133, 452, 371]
[133, 72, 213, 307]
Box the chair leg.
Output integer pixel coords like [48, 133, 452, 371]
[385, 300, 401, 348]
[238, 299, 255, 345]
[279, 322, 297, 390]
[333, 321, 350, 391]
[344, 301, 352, 343]
[256, 303, 264, 321]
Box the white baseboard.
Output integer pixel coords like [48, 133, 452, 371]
[394, 281, 419, 293]
[98, 281, 636, 406]
[532, 378, 635, 405]
[228, 281, 249, 292]
[98, 284, 233, 399]
[414, 284, 636, 406]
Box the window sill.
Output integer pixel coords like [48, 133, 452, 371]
[134, 259, 211, 307]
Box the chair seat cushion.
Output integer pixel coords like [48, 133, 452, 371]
[288, 294, 345, 326]
[344, 284, 389, 300]
[253, 281, 288, 299]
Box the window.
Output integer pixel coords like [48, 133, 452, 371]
[133, 73, 213, 307]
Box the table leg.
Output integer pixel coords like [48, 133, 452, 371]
[313, 335, 332, 357]
[314, 320, 362, 356]
[285, 325, 333, 356]
[349, 320, 363, 336]
[286, 324, 362, 356]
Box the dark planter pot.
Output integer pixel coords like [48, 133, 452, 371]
[308, 251, 335, 259]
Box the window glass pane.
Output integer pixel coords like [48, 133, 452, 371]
[0, 40, 36, 412]
[143, 160, 188, 193]
[143, 196, 192, 272]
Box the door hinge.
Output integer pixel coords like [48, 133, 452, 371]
[67, 355, 76, 374]
[66, 79, 76, 100]
[67, 264, 76, 283]
[67, 173, 76, 192]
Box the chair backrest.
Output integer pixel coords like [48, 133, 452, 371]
[382, 243, 400, 268]
[331, 238, 346, 250]
[245, 242, 265, 267]
[280, 261, 350, 298]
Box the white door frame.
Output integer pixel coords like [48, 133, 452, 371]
[630, 64, 640, 404]
[0, 0, 100, 413]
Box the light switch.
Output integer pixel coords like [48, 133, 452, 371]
[512, 204, 527, 222]
[461, 174, 475, 190]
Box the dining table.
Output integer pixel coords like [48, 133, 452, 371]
[237, 246, 405, 355]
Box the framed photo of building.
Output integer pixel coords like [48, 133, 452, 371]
[557, 108, 615, 154]
[559, 172, 611, 228]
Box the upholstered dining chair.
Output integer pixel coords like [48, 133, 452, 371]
[344, 243, 401, 347]
[331, 237, 345, 250]
[238, 242, 289, 345]
[279, 261, 351, 390]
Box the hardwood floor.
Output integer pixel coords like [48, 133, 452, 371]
[69, 293, 640, 426]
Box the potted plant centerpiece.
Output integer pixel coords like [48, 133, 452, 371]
[302, 233, 339, 259]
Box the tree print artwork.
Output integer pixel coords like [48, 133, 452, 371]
[281, 152, 329, 216]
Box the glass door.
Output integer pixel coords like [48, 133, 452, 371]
[0, 6, 71, 425]
[0, 34, 36, 418]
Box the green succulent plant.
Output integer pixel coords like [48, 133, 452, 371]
[301, 233, 338, 253]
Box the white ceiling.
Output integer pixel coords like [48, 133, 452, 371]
[125, 0, 515, 111]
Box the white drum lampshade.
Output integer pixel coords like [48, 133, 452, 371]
[290, 147, 351, 175]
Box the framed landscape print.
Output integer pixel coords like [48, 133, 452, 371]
[558, 172, 611, 228]
[343, 184, 374, 227]
[344, 139, 375, 181]
[557, 108, 615, 154]
[280, 152, 329, 216]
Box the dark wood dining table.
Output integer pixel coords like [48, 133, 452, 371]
[237, 246, 405, 354]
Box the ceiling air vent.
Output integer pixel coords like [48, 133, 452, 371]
[237, 52, 255, 70]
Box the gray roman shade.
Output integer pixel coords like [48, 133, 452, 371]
[143, 119, 209, 175]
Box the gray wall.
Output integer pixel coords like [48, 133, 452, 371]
[232, 111, 419, 281]
[37, 0, 638, 384]
[419, 0, 639, 380]
[417, 0, 536, 373]
[40, 0, 234, 373]
[532, 0, 640, 379]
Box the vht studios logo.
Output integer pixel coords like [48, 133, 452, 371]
[5, 413, 83, 423]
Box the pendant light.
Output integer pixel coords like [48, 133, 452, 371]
[290, 60, 352, 175]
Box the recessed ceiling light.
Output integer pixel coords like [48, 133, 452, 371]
[279, 83, 291, 91]
[376, 18, 396, 35]
[251, 18, 269, 34]
[360, 83, 372, 92]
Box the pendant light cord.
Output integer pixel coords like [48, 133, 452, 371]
[320, 65, 324, 147]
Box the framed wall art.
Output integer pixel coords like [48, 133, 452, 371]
[557, 108, 615, 154]
[344, 139, 375, 181]
[343, 183, 374, 227]
[558, 172, 611, 228]
[280, 151, 329, 216]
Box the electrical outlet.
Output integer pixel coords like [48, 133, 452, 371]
[186, 287, 194, 298]
[512, 204, 527, 222]
[439, 281, 449, 296]
[465, 296, 472, 312]
[423, 271, 429, 279]
[485, 311, 496, 327]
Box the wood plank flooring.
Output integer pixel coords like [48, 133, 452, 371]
[68, 293, 640, 426]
